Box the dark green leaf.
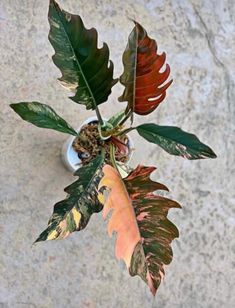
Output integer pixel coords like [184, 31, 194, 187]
[10, 102, 77, 136]
[136, 124, 217, 160]
[48, 0, 117, 110]
[35, 153, 105, 242]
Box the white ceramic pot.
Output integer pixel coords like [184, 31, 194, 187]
[61, 116, 134, 173]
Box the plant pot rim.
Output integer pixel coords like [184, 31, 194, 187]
[61, 116, 134, 173]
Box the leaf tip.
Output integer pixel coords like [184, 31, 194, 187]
[49, 0, 57, 5]
[9, 103, 17, 110]
[175, 201, 182, 209]
[126, 16, 135, 23]
[33, 237, 42, 245]
[151, 288, 157, 297]
[209, 149, 217, 159]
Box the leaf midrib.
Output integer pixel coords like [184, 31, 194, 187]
[138, 125, 201, 150]
[60, 156, 104, 221]
[132, 25, 138, 112]
[53, 3, 96, 108]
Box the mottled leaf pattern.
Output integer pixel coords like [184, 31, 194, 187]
[99, 164, 180, 295]
[35, 154, 104, 242]
[10, 102, 77, 136]
[136, 124, 217, 159]
[124, 165, 169, 195]
[124, 166, 181, 295]
[119, 21, 172, 115]
[49, 0, 117, 110]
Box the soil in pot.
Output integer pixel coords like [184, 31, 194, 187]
[72, 121, 130, 166]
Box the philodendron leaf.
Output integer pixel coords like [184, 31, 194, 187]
[119, 21, 172, 115]
[35, 154, 104, 242]
[136, 124, 217, 159]
[10, 102, 77, 136]
[98, 164, 180, 295]
[124, 165, 169, 195]
[49, 0, 117, 110]
[124, 166, 181, 295]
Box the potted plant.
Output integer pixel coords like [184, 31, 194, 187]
[60, 115, 134, 173]
[10, 0, 216, 296]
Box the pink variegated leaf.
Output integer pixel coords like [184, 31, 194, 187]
[98, 165, 141, 268]
[99, 164, 181, 295]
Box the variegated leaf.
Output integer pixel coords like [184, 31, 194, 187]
[107, 110, 126, 128]
[49, 0, 117, 110]
[119, 21, 172, 115]
[10, 102, 77, 136]
[124, 165, 169, 196]
[136, 124, 217, 159]
[124, 166, 181, 295]
[99, 164, 181, 295]
[35, 154, 104, 242]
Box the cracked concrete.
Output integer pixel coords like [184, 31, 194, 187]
[0, 0, 234, 307]
[192, 4, 233, 118]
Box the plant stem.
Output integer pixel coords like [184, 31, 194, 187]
[116, 126, 136, 137]
[119, 109, 132, 126]
[109, 143, 121, 176]
[95, 106, 103, 125]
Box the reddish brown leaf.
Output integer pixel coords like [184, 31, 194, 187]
[119, 21, 172, 115]
[124, 165, 169, 197]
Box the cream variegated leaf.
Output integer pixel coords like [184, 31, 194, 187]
[49, 0, 117, 110]
[99, 164, 181, 295]
[35, 154, 104, 242]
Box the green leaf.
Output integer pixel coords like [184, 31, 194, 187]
[136, 124, 217, 160]
[35, 153, 104, 242]
[48, 0, 117, 110]
[108, 110, 126, 127]
[10, 102, 77, 136]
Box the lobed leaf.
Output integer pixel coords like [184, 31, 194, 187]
[119, 21, 172, 116]
[49, 0, 117, 110]
[124, 167, 181, 295]
[136, 123, 217, 159]
[99, 164, 180, 295]
[35, 154, 104, 242]
[10, 102, 77, 136]
[124, 165, 169, 196]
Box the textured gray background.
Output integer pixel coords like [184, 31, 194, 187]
[0, 0, 234, 307]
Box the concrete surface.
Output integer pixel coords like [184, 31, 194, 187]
[0, 0, 234, 307]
